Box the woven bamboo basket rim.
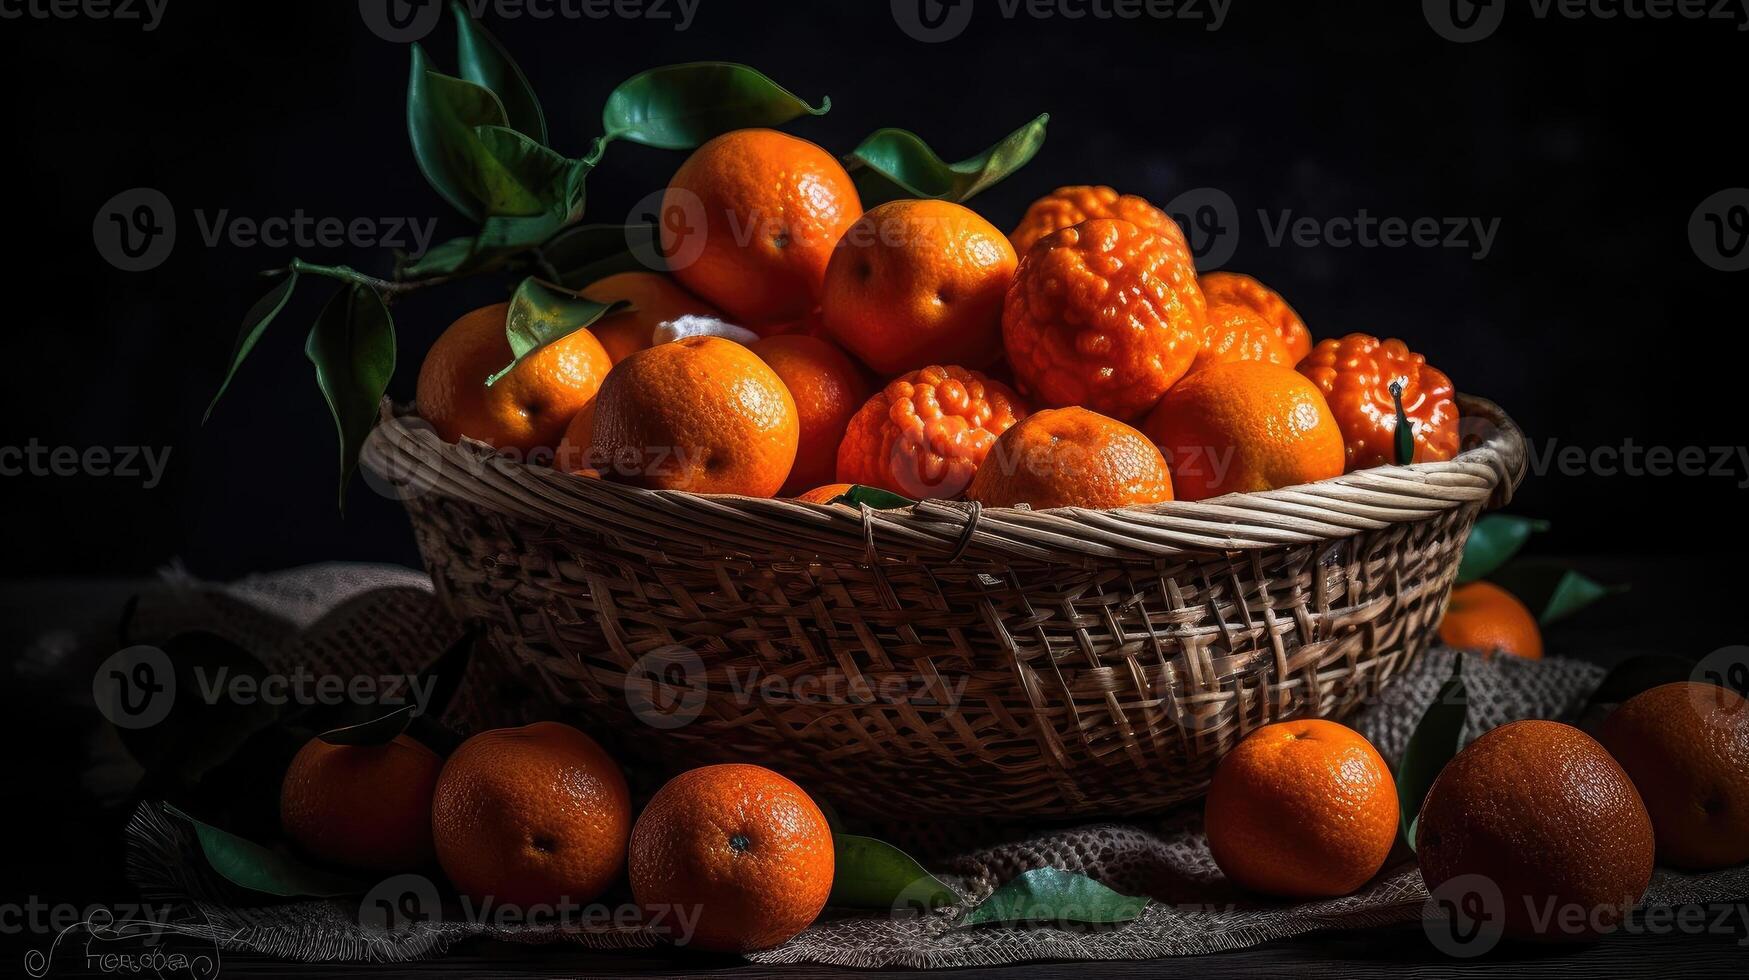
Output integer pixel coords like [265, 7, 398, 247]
[363, 393, 1525, 564]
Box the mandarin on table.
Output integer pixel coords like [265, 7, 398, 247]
[836, 364, 1027, 499]
[1438, 581, 1543, 660]
[628, 764, 834, 953]
[1599, 681, 1749, 870]
[1297, 332, 1459, 470]
[1203, 719, 1397, 898]
[1009, 184, 1190, 257]
[1197, 271, 1312, 362]
[661, 128, 861, 330]
[1189, 302, 1292, 375]
[1416, 720, 1654, 940]
[589, 336, 798, 496]
[966, 406, 1172, 510]
[1002, 218, 1206, 420]
[821, 199, 1016, 375]
[580, 271, 721, 364]
[431, 721, 631, 909]
[416, 302, 612, 457]
[1142, 360, 1345, 501]
[751, 334, 871, 496]
[279, 734, 440, 872]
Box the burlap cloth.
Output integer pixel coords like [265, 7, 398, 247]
[118, 564, 1749, 967]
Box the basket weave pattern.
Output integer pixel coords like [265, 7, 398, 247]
[363, 395, 1526, 817]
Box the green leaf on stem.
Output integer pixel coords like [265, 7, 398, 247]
[452, 0, 547, 144]
[205, 269, 300, 422]
[305, 284, 396, 507]
[1390, 380, 1414, 466]
[408, 45, 557, 221]
[828, 834, 957, 911]
[826, 485, 916, 510]
[545, 223, 663, 286]
[846, 113, 1049, 207]
[599, 62, 829, 151]
[1455, 514, 1549, 584]
[1396, 656, 1467, 851]
[489, 277, 626, 386]
[962, 867, 1147, 927]
[1488, 562, 1628, 625]
[163, 804, 367, 898]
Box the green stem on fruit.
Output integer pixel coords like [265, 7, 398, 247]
[1390, 380, 1415, 466]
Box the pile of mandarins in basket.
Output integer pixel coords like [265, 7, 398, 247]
[414, 128, 1461, 508]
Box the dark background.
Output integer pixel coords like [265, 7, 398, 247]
[8, 1, 1746, 586]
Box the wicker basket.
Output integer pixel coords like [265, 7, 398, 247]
[361, 395, 1526, 818]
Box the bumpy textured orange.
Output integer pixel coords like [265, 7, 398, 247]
[1189, 302, 1292, 375]
[1198, 271, 1312, 362]
[1203, 719, 1397, 898]
[751, 335, 870, 496]
[1003, 218, 1206, 420]
[1417, 720, 1654, 939]
[794, 482, 853, 503]
[661, 129, 862, 329]
[279, 734, 440, 872]
[1438, 581, 1543, 660]
[820, 199, 1017, 375]
[431, 722, 631, 909]
[1599, 682, 1749, 870]
[1009, 185, 1190, 258]
[837, 364, 1027, 499]
[1141, 360, 1345, 500]
[588, 336, 799, 496]
[628, 764, 834, 953]
[966, 407, 1172, 510]
[580, 271, 721, 364]
[1298, 332, 1459, 470]
[416, 302, 612, 458]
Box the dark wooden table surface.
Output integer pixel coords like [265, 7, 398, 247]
[5, 558, 1744, 979]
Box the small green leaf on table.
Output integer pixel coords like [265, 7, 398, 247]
[1455, 514, 1549, 584]
[305, 284, 395, 507]
[1396, 656, 1468, 851]
[452, 0, 547, 144]
[599, 62, 829, 152]
[205, 269, 300, 422]
[318, 704, 414, 746]
[828, 833, 957, 911]
[962, 867, 1147, 927]
[164, 804, 367, 898]
[1390, 380, 1414, 466]
[490, 277, 628, 385]
[846, 113, 1049, 207]
[826, 485, 916, 510]
[1489, 562, 1628, 625]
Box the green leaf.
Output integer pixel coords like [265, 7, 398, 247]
[1488, 563, 1627, 625]
[407, 45, 553, 221]
[829, 834, 957, 911]
[110, 632, 283, 784]
[205, 270, 300, 422]
[1455, 514, 1549, 584]
[417, 627, 477, 720]
[1390, 380, 1415, 466]
[318, 704, 414, 746]
[1396, 657, 1467, 851]
[305, 284, 395, 507]
[600, 62, 829, 150]
[400, 235, 513, 278]
[1582, 654, 1696, 714]
[962, 867, 1147, 927]
[846, 113, 1049, 207]
[488, 277, 626, 386]
[452, 0, 546, 144]
[827, 485, 916, 510]
[474, 125, 589, 222]
[546, 223, 663, 286]
[163, 804, 367, 898]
